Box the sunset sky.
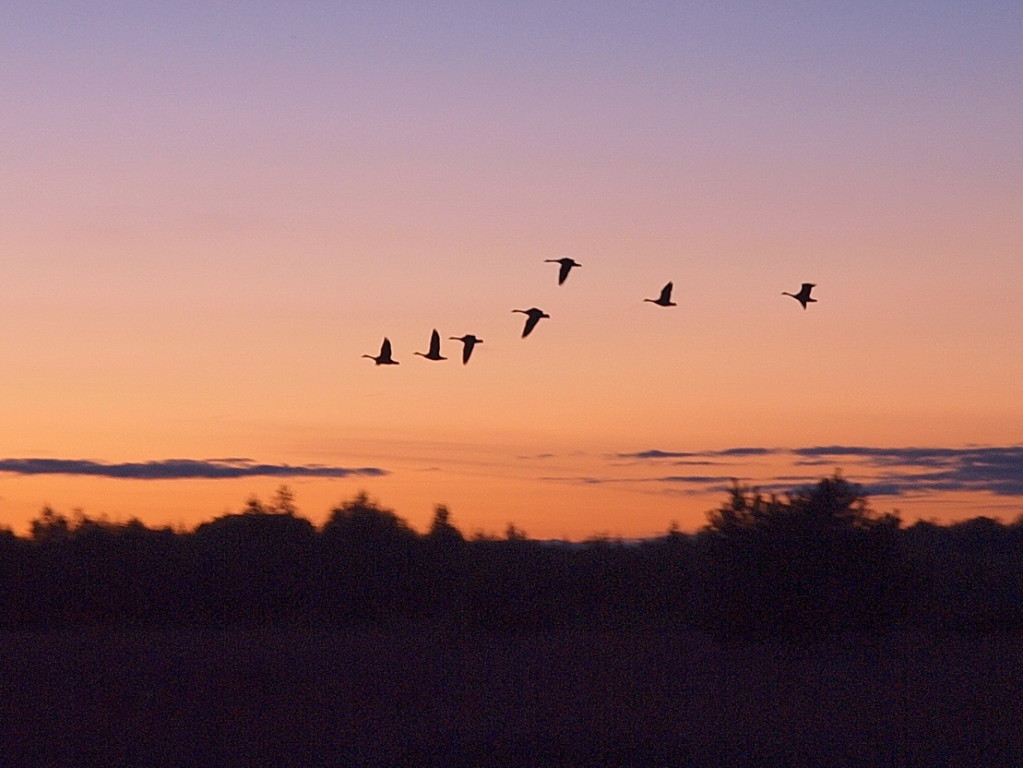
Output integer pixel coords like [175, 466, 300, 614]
[3, 1, 1021, 538]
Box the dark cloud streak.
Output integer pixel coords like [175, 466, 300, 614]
[0, 458, 388, 480]
[618, 447, 775, 460]
[616, 445, 1023, 497]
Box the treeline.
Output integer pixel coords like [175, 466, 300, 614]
[2, 475, 1023, 635]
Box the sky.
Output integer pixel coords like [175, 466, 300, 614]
[2, 1, 1021, 538]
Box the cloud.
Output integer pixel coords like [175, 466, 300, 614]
[540, 476, 611, 485]
[791, 445, 1023, 496]
[619, 445, 1023, 498]
[617, 447, 776, 460]
[653, 475, 734, 484]
[0, 458, 388, 480]
[618, 449, 699, 460]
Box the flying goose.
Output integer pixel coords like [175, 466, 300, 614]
[644, 282, 676, 307]
[512, 307, 550, 338]
[782, 283, 817, 309]
[449, 334, 483, 364]
[414, 329, 447, 361]
[544, 257, 581, 285]
[362, 337, 399, 365]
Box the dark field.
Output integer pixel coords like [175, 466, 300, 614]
[2, 627, 1021, 767]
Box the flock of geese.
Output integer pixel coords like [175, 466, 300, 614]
[363, 258, 817, 365]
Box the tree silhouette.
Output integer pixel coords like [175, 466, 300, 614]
[420, 505, 468, 622]
[30, 505, 72, 544]
[702, 472, 906, 635]
[4, 478, 1023, 634]
[321, 491, 416, 545]
[269, 484, 298, 515]
[194, 499, 317, 626]
[426, 504, 463, 545]
[318, 492, 421, 625]
[903, 515, 1023, 630]
[0, 525, 29, 628]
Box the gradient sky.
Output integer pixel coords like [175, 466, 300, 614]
[3, 1, 1021, 538]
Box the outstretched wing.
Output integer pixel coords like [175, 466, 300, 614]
[523, 313, 541, 337]
[558, 261, 572, 285]
[659, 282, 674, 302]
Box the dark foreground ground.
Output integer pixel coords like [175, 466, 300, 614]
[1, 626, 1021, 767]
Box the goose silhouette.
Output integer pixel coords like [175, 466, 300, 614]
[644, 282, 676, 307]
[782, 283, 817, 309]
[512, 307, 549, 338]
[449, 334, 483, 364]
[544, 257, 581, 285]
[362, 337, 399, 365]
[414, 329, 447, 361]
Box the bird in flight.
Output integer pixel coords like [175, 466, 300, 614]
[449, 334, 483, 364]
[512, 307, 550, 338]
[362, 337, 399, 365]
[644, 282, 676, 307]
[544, 257, 581, 285]
[782, 283, 817, 309]
[414, 329, 447, 361]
